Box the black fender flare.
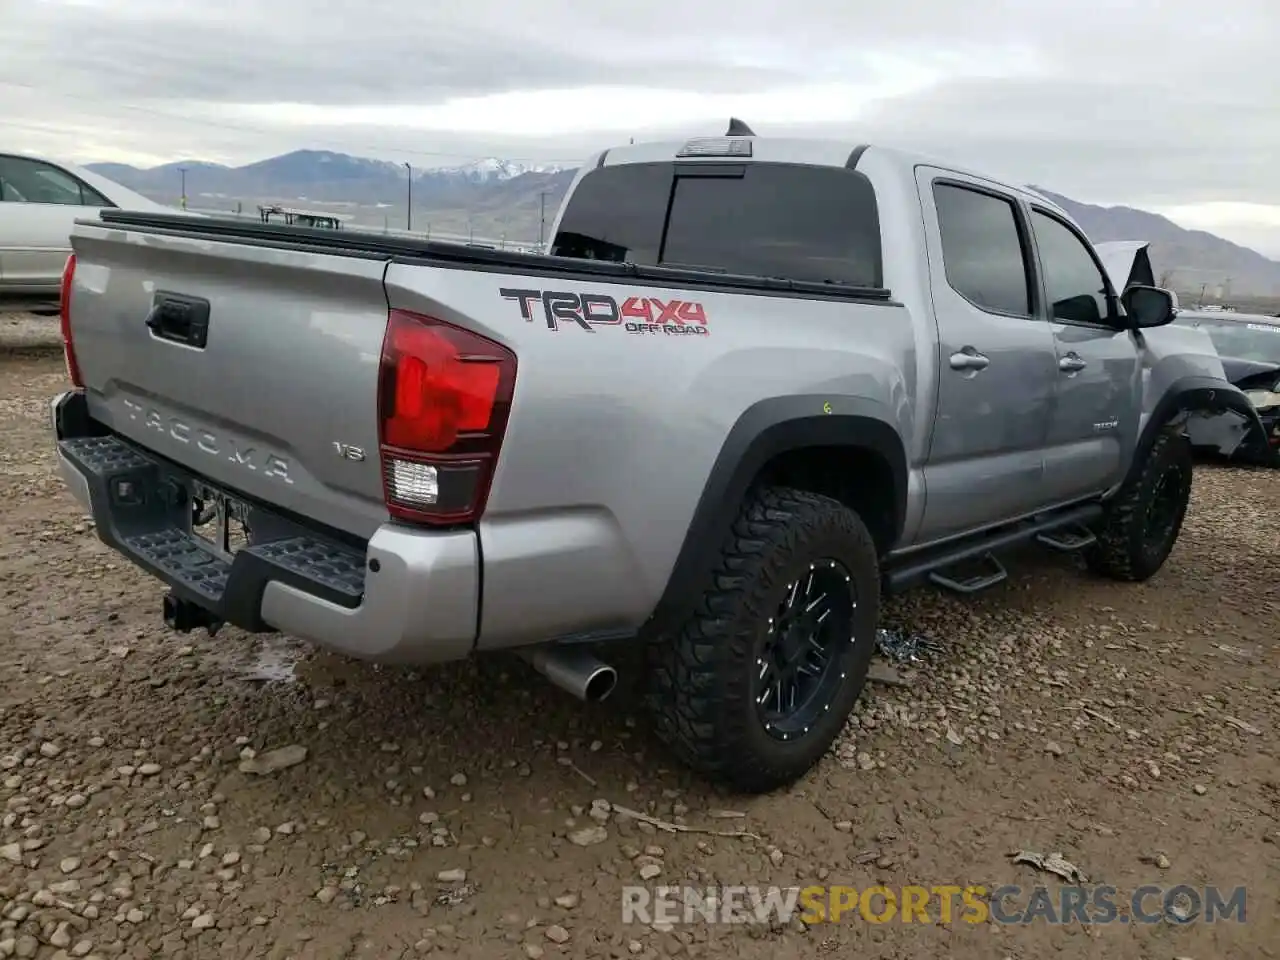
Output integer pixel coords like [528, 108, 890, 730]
[645, 395, 908, 633]
[1124, 375, 1265, 485]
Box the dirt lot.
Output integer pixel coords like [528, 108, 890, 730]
[0, 314, 60, 356]
[1, 351, 1277, 960]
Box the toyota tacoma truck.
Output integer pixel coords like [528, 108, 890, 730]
[50, 122, 1263, 793]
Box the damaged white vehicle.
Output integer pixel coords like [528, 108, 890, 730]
[1095, 240, 1274, 463]
[1171, 311, 1280, 463]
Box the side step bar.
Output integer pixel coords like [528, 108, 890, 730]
[885, 504, 1104, 595]
[1035, 524, 1097, 553]
[929, 553, 1008, 594]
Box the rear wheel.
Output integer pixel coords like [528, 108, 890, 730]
[1086, 428, 1193, 581]
[645, 486, 880, 793]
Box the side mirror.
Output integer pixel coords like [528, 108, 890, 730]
[1121, 284, 1177, 329]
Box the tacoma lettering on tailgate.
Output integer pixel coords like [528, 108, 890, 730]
[120, 398, 293, 484]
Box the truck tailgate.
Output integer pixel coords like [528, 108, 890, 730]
[69, 222, 391, 539]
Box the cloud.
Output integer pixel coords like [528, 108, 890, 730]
[2, 0, 1278, 253]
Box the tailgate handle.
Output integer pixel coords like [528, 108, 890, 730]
[145, 292, 210, 349]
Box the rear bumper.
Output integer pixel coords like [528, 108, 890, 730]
[51, 390, 479, 664]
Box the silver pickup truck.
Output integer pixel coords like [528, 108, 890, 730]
[51, 125, 1262, 792]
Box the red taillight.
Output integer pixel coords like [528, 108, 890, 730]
[377, 309, 516, 525]
[59, 253, 84, 388]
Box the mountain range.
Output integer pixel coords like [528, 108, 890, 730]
[1034, 189, 1280, 301]
[87, 150, 1280, 300]
[89, 149, 577, 247]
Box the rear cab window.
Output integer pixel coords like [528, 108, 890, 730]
[550, 161, 884, 290]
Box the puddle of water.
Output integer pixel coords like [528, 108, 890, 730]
[236, 636, 308, 683]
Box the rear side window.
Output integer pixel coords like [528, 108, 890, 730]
[80, 183, 112, 206]
[933, 183, 1032, 317]
[551, 161, 883, 289]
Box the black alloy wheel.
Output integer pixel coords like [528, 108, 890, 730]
[1142, 459, 1192, 556]
[754, 558, 857, 741]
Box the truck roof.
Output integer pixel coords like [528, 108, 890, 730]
[594, 134, 1071, 219]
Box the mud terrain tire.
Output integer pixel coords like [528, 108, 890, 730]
[645, 486, 880, 794]
[1086, 428, 1193, 582]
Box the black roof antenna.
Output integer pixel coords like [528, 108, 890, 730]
[725, 117, 756, 136]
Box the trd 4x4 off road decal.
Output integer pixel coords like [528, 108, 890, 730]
[500, 288, 710, 336]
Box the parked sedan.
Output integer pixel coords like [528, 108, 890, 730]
[0, 152, 170, 301]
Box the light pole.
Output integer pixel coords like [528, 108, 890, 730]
[179, 167, 187, 210]
[538, 191, 548, 246]
[403, 163, 412, 232]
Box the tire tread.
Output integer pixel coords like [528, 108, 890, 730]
[1086, 428, 1192, 582]
[645, 486, 878, 793]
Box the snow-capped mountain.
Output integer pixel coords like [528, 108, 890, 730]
[434, 157, 574, 182]
[82, 148, 580, 238]
[87, 149, 576, 201]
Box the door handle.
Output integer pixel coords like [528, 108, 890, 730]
[1059, 354, 1087, 373]
[949, 348, 990, 371]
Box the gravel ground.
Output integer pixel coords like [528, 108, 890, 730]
[1, 353, 1277, 960]
[0, 313, 60, 358]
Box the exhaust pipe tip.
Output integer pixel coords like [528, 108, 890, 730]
[580, 663, 618, 703]
[520, 646, 617, 703]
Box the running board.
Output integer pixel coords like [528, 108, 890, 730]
[884, 504, 1104, 595]
[1035, 525, 1097, 553]
[929, 553, 1007, 594]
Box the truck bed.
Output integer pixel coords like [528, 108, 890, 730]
[69, 209, 897, 540]
[61, 207, 910, 655]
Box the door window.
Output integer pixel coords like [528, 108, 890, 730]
[0, 156, 111, 206]
[933, 183, 1033, 317]
[1031, 209, 1114, 325]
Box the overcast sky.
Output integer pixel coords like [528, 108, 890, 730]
[4, 0, 1279, 255]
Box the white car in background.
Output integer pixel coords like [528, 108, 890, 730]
[0, 152, 171, 301]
